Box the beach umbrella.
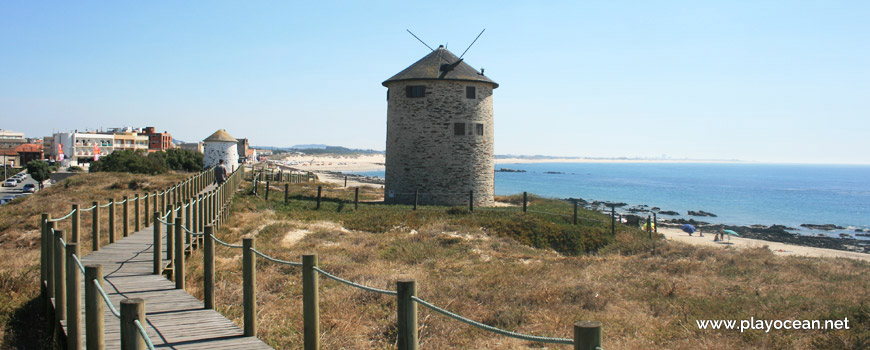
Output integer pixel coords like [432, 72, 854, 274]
[723, 229, 739, 236]
[643, 222, 656, 231]
[681, 224, 696, 234]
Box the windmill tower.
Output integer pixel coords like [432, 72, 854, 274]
[383, 35, 498, 206]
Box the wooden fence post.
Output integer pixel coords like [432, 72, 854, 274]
[284, 184, 289, 204]
[344, 175, 347, 187]
[134, 195, 140, 232]
[153, 211, 162, 275]
[120, 298, 145, 350]
[92, 201, 100, 252]
[46, 220, 55, 314]
[166, 205, 174, 269]
[66, 242, 82, 350]
[54, 229, 66, 323]
[573, 200, 578, 225]
[397, 279, 417, 350]
[174, 217, 184, 289]
[72, 204, 80, 243]
[316, 186, 322, 210]
[303, 254, 319, 350]
[354, 187, 359, 210]
[469, 191, 474, 213]
[123, 196, 129, 237]
[647, 215, 652, 239]
[523, 192, 528, 213]
[611, 206, 616, 236]
[109, 199, 116, 244]
[265, 181, 270, 200]
[574, 321, 601, 350]
[40, 213, 49, 300]
[413, 190, 418, 210]
[185, 199, 192, 246]
[243, 237, 257, 337]
[85, 265, 104, 350]
[144, 194, 150, 227]
[203, 226, 215, 309]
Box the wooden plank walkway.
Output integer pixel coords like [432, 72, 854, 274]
[62, 195, 273, 349]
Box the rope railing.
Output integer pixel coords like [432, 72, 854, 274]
[312, 266, 397, 296]
[181, 225, 203, 237]
[115, 199, 127, 205]
[250, 248, 302, 267]
[93, 279, 121, 318]
[99, 202, 113, 208]
[155, 217, 174, 226]
[72, 254, 86, 275]
[210, 234, 243, 249]
[79, 205, 97, 212]
[133, 319, 157, 350]
[49, 209, 76, 222]
[410, 295, 573, 345]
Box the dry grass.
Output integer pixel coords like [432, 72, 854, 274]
[182, 186, 870, 349]
[0, 171, 190, 349]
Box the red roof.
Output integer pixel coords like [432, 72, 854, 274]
[15, 143, 43, 153]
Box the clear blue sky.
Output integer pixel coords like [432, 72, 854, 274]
[2, 1, 868, 164]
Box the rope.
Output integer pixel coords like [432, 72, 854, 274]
[155, 218, 174, 226]
[251, 249, 302, 267]
[410, 296, 574, 345]
[312, 266, 396, 296]
[50, 209, 76, 222]
[210, 234, 243, 249]
[134, 319, 157, 350]
[72, 254, 85, 274]
[58, 237, 66, 247]
[93, 279, 121, 318]
[181, 225, 202, 236]
[79, 205, 97, 212]
[116, 199, 127, 205]
[99, 202, 113, 208]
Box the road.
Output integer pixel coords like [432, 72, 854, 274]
[0, 171, 40, 203]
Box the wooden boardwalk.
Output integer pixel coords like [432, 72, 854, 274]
[63, 216, 272, 349]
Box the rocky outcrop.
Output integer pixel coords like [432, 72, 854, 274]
[800, 224, 846, 231]
[687, 210, 717, 217]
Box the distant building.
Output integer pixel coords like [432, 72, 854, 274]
[53, 132, 115, 166]
[382, 45, 498, 206]
[15, 143, 43, 165]
[140, 127, 173, 152]
[0, 149, 20, 167]
[203, 129, 239, 170]
[236, 138, 250, 163]
[110, 131, 148, 152]
[0, 129, 26, 149]
[43, 136, 55, 160]
[179, 142, 204, 153]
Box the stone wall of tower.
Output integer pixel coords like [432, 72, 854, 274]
[385, 80, 494, 206]
[204, 142, 239, 170]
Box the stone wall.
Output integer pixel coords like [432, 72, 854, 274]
[384, 80, 495, 206]
[204, 142, 239, 170]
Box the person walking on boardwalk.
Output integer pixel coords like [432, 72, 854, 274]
[215, 159, 228, 185]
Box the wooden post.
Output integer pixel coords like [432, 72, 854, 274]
[123, 196, 129, 237]
[316, 186, 322, 210]
[344, 175, 347, 187]
[40, 214, 48, 291]
[397, 279, 418, 350]
[153, 212, 162, 275]
[469, 191, 474, 212]
[166, 205, 174, 267]
[243, 237, 257, 337]
[203, 226, 215, 309]
[574, 321, 602, 350]
[523, 192, 528, 213]
[647, 215, 652, 239]
[120, 298, 145, 350]
[54, 229, 66, 322]
[85, 265, 104, 350]
[284, 184, 289, 204]
[66, 242, 82, 350]
[413, 190, 418, 210]
[144, 193, 150, 226]
[72, 204, 80, 243]
[573, 200, 578, 225]
[174, 217, 184, 289]
[303, 254, 319, 350]
[109, 199, 116, 244]
[653, 213, 658, 233]
[134, 195, 140, 232]
[611, 206, 616, 236]
[185, 199, 192, 246]
[92, 201, 100, 252]
[46, 220, 55, 307]
[354, 187, 359, 210]
[265, 181, 270, 200]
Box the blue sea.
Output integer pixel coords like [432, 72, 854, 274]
[350, 163, 870, 238]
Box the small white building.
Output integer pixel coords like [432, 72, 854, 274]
[203, 129, 239, 170]
[53, 132, 115, 167]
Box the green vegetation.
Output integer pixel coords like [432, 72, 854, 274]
[24, 161, 51, 188]
[90, 148, 203, 174]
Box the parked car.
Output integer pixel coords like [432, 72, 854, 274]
[3, 179, 17, 187]
[0, 195, 16, 205]
[23, 183, 37, 193]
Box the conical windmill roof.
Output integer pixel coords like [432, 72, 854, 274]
[382, 46, 498, 88]
[203, 129, 238, 143]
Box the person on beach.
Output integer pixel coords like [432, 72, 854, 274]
[215, 159, 228, 185]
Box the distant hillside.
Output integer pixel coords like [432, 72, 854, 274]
[253, 145, 384, 155]
[291, 144, 328, 149]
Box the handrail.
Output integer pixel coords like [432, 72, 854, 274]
[72, 254, 86, 274]
[410, 295, 573, 344]
[312, 266, 396, 296]
[251, 248, 302, 267]
[155, 217, 174, 226]
[115, 199, 127, 205]
[99, 202, 113, 208]
[79, 205, 97, 212]
[210, 234, 243, 249]
[93, 279, 121, 318]
[50, 209, 76, 222]
[133, 319, 157, 350]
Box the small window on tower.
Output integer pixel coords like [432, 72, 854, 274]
[466, 86, 476, 99]
[454, 123, 465, 136]
[406, 85, 426, 98]
[476, 123, 484, 136]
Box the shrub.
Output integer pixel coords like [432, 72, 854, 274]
[67, 166, 84, 172]
[24, 160, 51, 188]
[90, 148, 203, 174]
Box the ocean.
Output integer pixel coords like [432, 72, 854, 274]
[350, 162, 870, 238]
